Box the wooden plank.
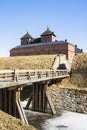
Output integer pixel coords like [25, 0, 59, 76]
[32, 84, 35, 110]
[43, 84, 47, 112]
[27, 72, 31, 80]
[40, 83, 43, 112]
[16, 100, 24, 120]
[0, 70, 14, 73]
[25, 92, 32, 109]
[39, 83, 43, 112]
[16, 88, 22, 101]
[16, 99, 28, 124]
[7, 90, 12, 114]
[0, 90, 2, 109]
[12, 90, 16, 117]
[3, 90, 7, 113]
[13, 69, 18, 81]
[35, 83, 39, 111]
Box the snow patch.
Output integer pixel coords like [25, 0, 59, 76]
[42, 111, 87, 130]
[21, 100, 27, 108]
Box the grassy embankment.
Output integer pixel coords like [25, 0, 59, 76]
[70, 53, 87, 87]
[60, 53, 87, 89]
[0, 110, 36, 130]
[0, 55, 56, 69]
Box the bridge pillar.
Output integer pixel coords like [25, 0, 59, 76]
[26, 82, 56, 114]
[32, 82, 47, 112]
[0, 89, 17, 117]
[0, 88, 28, 124]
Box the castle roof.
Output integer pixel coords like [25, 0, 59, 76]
[21, 32, 33, 39]
[41, 27, 56, 36]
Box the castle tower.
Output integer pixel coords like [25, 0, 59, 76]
[21, 32, 33, 45]
[41, 27, 56, 43]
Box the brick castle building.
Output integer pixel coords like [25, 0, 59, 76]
[10, 28, 83, 65]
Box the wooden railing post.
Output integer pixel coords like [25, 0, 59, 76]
[38, 71, 41, 78]
[46, 71, 49, 77]
[27, 71, 31, 80]
[13, 69, 18, 82]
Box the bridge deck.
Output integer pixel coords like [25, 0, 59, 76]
[0, 69, 69, 89]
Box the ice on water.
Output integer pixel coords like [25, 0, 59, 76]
[42, 111, 87, 130]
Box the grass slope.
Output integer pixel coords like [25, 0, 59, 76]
[0, 55, 56, 69]
[70, 53, 87, 87]
[72, 53, 87, 73]
[57, 53, 87, 88]
[0, 110, 36, 130]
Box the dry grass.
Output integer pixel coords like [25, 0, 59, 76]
[49, 81, 87, 91]
[55, 53, 87, 88]
[0, 110, 36, 130]
[0, 55, 56, 69]
[72, 53, 87, 73]
[70, 53, 87, 87]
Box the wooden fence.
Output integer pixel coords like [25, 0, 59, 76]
[0, 69, 69, 82]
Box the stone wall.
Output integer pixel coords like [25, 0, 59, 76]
[48, 85, 87, 114]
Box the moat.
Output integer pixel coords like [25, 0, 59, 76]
[21, 101, 87, 130]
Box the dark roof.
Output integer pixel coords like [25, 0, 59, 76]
[41, 27, 56, 37]
[21, 32, 33, 39]
[31, 38, 41, 43]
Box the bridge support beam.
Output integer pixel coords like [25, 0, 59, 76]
[0, 89, 16, 117]
[0, 88, 28, 124]
[26, 82, 56, 115]
[32, 83, 47, 112]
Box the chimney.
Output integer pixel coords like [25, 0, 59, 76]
[65, 39, 67, 42]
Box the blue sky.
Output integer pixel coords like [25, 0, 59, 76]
[0, 0, 87, 57]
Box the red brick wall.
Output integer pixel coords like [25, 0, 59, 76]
[41, 35, 56, 43]
[21, 38, 31, 45]
[10, 43, 75, 64]
[68, 44, 75, 64]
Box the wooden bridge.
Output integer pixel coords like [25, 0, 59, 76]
[0, 69, 69, 124]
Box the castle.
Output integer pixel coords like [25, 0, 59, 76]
[10, 28, 83, 65]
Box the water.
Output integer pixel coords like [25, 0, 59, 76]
[21, 101, 87, 130]
[41, 111, 87, 130]
[25, 109, 67, 130]
[42, 121, 68, 130]
[25, 110, 87, 130]
[25, 110, 53, 130]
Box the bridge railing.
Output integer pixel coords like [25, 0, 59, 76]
[0, 69, 69, 82]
